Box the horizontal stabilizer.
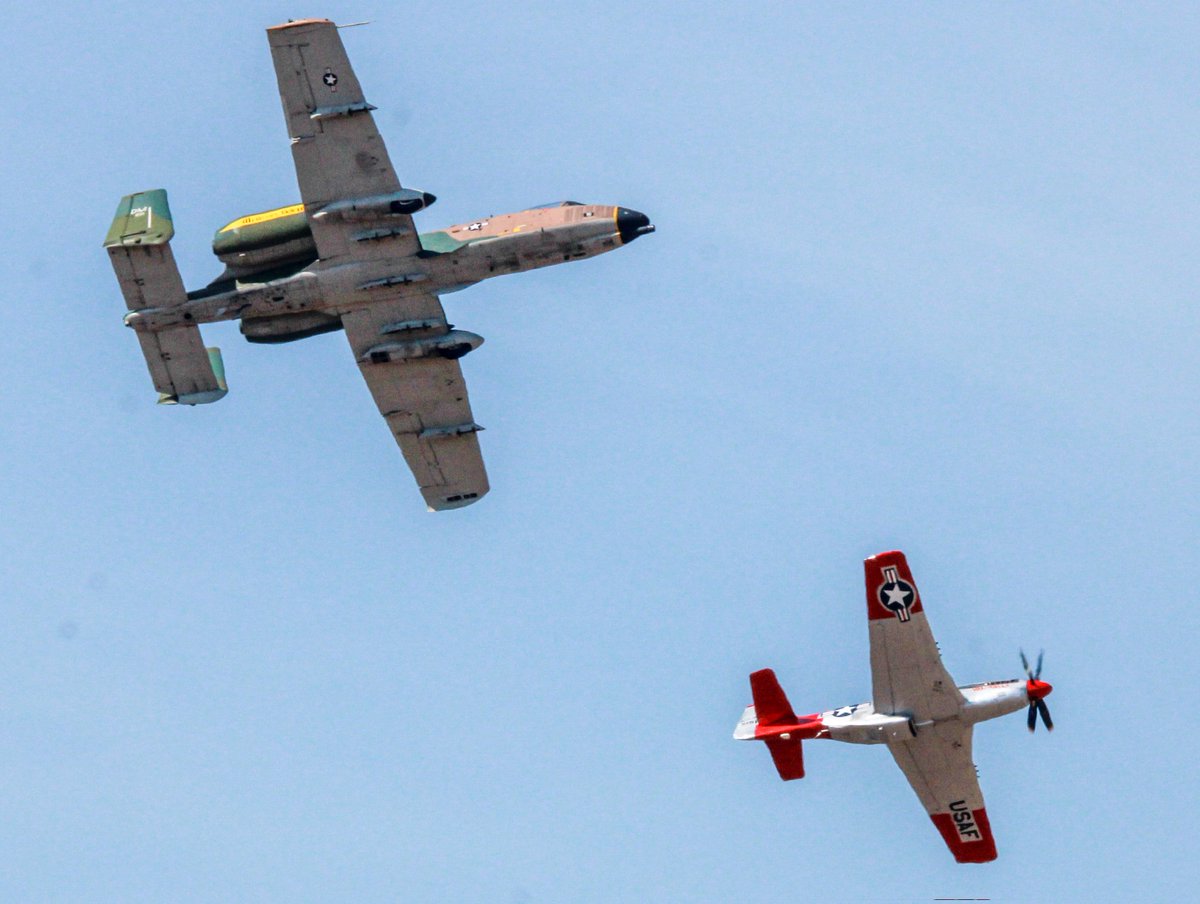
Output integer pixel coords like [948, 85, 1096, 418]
[106, 190, 227, 405]
[764, 737, 805, 781]
[136, 330, 228, 406]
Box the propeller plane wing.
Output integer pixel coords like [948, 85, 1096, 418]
[865, 551, 965, 722]
[889, 721, 996, 863]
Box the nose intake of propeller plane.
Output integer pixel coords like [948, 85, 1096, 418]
[616, 208, 654, 243]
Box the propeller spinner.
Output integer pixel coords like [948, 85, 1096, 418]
[1020, 649, 1054, 732]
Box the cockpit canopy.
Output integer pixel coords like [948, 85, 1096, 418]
[530, 201, 583, 209]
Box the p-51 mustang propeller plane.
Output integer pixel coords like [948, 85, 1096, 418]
[734, 551, 1054, 863]
[105, 18, 654, 511]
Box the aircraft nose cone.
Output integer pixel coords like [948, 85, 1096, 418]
[1027, 679, 1053, 700]
[616, 207, 653, 243]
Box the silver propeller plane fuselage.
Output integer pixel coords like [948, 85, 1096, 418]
[106, 18, 653, 511]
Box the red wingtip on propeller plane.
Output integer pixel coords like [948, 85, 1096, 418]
[734, 551, 1054, 864]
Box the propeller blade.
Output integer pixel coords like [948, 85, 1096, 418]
[1037, 698, 1054, 731]
[1020, 649, 1031, 678]
[1034, 650, 1044, 681]
[1027, 702, 1038, 732]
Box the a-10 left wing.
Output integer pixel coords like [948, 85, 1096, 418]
[267, 20, 488, 509]
[267, 18, 423, 262]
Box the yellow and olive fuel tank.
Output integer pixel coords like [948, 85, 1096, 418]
[212, 204, 317, 276]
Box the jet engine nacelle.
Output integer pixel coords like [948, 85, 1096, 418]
[315, 189, 437, 221]
[241, 311, 343, 344]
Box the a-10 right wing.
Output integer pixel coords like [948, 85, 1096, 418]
[341, 293, 489, 511]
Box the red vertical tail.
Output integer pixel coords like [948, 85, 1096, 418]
[750, 669, 798, 726]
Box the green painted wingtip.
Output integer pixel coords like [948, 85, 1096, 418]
[104, 189, 175, 247]
[207, 347, 228, 392]
[155, 348, 228, 406]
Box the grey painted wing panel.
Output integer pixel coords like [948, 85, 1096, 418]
[266, 20, 420, 260]
[868, 613, 963, 721]
[342, 296, 489, 511]
[865, 552, 964, 721]
[888, 722, 997, 861]
[888, 722, 983, 816]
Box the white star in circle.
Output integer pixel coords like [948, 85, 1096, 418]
[884, 586, 911, 609]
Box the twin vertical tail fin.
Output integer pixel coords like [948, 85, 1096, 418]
[105, 189, 228, 405]
[733, 668, 810, 781]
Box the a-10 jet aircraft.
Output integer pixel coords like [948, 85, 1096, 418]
[105, 18, 653, 511]
[734, 550, 1054, 863]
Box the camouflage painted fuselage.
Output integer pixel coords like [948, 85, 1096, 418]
[123, 201, 652, 342]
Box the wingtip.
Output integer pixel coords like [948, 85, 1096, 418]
[424, 488, 489, 512]
[268, 18, 335, 32]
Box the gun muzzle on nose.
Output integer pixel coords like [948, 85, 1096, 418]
[616, 208, 654, 243]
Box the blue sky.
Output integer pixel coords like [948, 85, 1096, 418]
[2, 2, 1198, 900]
